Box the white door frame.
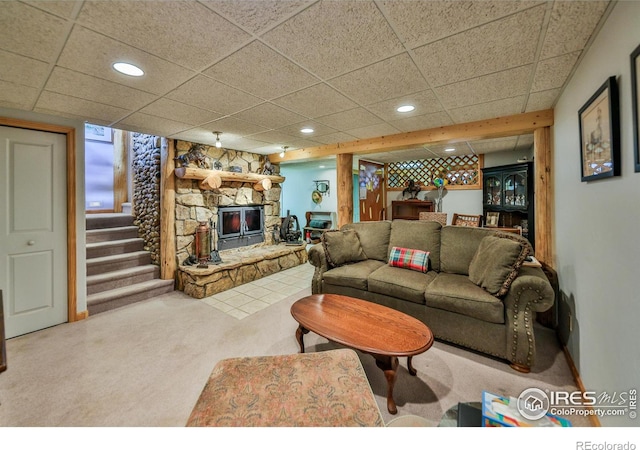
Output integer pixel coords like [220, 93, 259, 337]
[0, 117, 84, 323]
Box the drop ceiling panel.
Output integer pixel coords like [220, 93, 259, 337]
[532, 51, 581, 92]
[0, 2, 69, 62]
[312, 132, 359, 145]
[272, 83, 358, 118]
[248, 130, 299, 145]
[365, 89, 442, 122]
[540, 1, 610, 59]
[380, 1, 543, 50]
[413, 5, 545, 87]
[76, 1, 250, 70]
[389, 111, 453, 133]
[24, 1, 81, 18]
[435, 65, 532, 110]
[526, 89, 561, 112]
[200, 116, 270, 136]
[140, 98, 223, 126]
[203, 41, 318, 99]
[276, 120, 338, 138]
[348, 123, 401, 140]
[57, 27, 195, 95]
[330, 53, 429, 105]
[448, 96, 526, 124]
[114, 112, 193, 137]
[262, 1, 404, 79]
[45, 67, 157, 110]
[0, 50, 50, 88]
[232, 103, 307, 130]
[202, 0, 313, 35]
[34, 91, 129, 124]
[166, 75, 262, 115]
[468, 136, 520, 154]
[0, 81, 39, 110]
[315, 108, 382, 131]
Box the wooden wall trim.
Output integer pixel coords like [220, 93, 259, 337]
[336, 154, 354, 228]
[0, 117, 84, 322]
[269, 110, 553, 163]
[160, 138, 177, 281]
[113, 130, 128, 213]
[562, 345, 601, 427]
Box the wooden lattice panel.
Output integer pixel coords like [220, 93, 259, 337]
[387, 155, 480, 190]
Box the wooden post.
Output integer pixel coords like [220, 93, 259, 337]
[199, 172, 222, 190]
[113, 130, 128, 213]
[253, 178, 272, 191]
[160, 138, 177, 282]
[336, 153, 354, 228]
[534, 127, 552, 266]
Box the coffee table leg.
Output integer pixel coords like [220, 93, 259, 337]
[407, 356, 417, 376]
[374, 355, 399, 414]
[295, 325, 309, 353]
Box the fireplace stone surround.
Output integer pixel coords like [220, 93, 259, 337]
[173, 140, 307, 299]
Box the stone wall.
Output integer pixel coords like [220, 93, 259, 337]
[174, 140, 281, 266]
[132, 133, 161, 265]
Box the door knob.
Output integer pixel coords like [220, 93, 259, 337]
[27, 240, 35, 246]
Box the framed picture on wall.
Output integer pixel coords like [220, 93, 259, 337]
[85, 124, 113, 142]
[578, 76, 620, 182]
[631, 43, 640, 172]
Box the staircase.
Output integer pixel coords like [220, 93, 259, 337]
[86, 214, 174, 315]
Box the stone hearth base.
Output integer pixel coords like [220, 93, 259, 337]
[178, 243, 308, 299]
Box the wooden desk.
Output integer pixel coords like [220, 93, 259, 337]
[391, 200, 434, 220]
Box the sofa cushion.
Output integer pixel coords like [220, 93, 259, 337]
[388, 220, 441, 271]
[368, 265, 437, 305]
[323, 260, 386, 290]
[342, 221, 392, 262]
[388, 247, 429, 273]
[469, 234, 529, 297]
[424, 273, 504, 324]
[321, 229, 367, 268]
[440, 226, 498, 275]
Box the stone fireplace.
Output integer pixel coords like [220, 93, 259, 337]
[173, 140, 307, 299]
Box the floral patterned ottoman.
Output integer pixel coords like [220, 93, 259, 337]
[186, 349, 383, 427]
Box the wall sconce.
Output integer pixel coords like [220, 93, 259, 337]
[279, 145, 289, 158]
[213, 131, 222, 148]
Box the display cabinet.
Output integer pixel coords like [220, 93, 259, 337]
[482, 162, 534, 249]
[391, 200, 434, 220]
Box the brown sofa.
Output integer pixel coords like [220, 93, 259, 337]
[307, 220, 554, 372]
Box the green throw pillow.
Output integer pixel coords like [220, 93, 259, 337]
[321, 229, 367, 268]
[468, 235, 530, 297]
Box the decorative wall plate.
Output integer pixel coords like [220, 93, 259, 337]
[312, 190, 323, 204]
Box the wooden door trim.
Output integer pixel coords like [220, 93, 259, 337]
[0, 117, 83, 322]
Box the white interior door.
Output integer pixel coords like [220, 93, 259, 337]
[0, 126, 67, 338]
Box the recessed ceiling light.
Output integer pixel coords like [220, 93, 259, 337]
[397, 105, 415, 113]
[113, 62, 144, 77]
[445, 148, 456, 152]
[300, 128, 314, 134]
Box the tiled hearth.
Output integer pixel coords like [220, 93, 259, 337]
[201, 263, 313, 319]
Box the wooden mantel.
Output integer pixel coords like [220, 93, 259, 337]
[174, 167, 285, 191]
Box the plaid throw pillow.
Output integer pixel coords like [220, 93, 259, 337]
[388, 246, 430, 273]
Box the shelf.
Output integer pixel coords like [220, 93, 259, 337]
[174, 167, 285, 191]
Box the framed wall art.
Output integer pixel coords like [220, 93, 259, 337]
[631, 43, 640, 172]
[578, 76, 620, 182]
[85, 124, 113, 142]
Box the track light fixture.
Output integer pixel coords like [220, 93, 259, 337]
[213, 131, 222, 148]
[279, 146, 289, 158]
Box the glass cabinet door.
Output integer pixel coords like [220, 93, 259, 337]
[503, 171, 527, 208]
[484, 175, 501, 206]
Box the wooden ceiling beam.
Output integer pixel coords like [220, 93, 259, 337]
[268, 109, 554, 163]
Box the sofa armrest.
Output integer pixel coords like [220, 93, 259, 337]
[502, 266, 554, 370]
[308, 243, 328, 294]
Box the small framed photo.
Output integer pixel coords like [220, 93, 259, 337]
[631, 43, 640, 172]
[578, 76, 620, 182]
[485, 211, 500, 227]
[85, 124, 113, 142]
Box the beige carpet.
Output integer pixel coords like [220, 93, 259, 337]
[0, 264, 588, 428]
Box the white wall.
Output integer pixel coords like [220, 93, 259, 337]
[280, 161, 338, 228]
[0, 107, 87, 314]
[553, 1, 640, 426]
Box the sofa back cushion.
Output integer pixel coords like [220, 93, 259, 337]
[342, 221, 392, 262]
[440, 226, 499, 275]
[388, 220, 441, 271]
[321, 229, 367, 268]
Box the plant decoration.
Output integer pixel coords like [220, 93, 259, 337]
[432, 166, 451, 212]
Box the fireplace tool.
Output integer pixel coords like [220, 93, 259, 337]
[280, 210, 302, 245]
[209, 218, 222, 265]
[194, 220, 222, 268]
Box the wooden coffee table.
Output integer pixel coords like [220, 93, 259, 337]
[290, 293, 434, 414]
